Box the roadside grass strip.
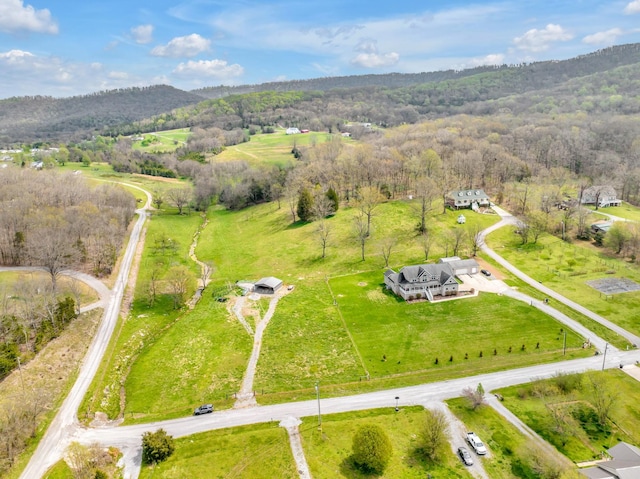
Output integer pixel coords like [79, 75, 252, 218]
[138, 422, 298, 479]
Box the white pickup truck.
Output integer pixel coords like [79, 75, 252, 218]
[466, 432, 487, 455]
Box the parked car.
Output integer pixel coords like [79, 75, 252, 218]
[466, 432, 487, 455]
[458, 446, 474, 466]
[481, 269, 491, 277]
[194, 404, 213, 415]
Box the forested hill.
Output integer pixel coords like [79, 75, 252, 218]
[0, 85, 202, 144]
[192, 43, 640, 99]
[3, 43, 640, 144]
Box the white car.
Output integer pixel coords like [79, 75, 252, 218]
[466, 432, 487, 455]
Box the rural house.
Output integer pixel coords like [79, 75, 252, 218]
[581, 442, 640, 478]
[285, 127, 300, 135]
[384, 258, 479, 301]
[581, 186, 621, 208]
[446, 189, 491, 210]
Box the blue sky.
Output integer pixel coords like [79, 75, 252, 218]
[1, 0, 640, 98]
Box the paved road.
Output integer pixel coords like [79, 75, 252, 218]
[18, 205, 149, 479]
[479, 206, 640, 347]
[16, 199, 640, 478]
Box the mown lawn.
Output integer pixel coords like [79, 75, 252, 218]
[494, 369, 640, 463]
[301, 407, 473, 478]
[0, 270, 99, 306]
[589, 203, 640, 222]
[138, 422, 298, 479]
[132, 128, 191, 153]
[215, 130, 336, 167]
[447, 398, 574, 478]
[486, 226, 640, 336]
[331, 271, 590, 379]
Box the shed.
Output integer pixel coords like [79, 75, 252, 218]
[254, 277, 283, 294]
[438, 257, 479, 275]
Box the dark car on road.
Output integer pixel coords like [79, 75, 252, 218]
[481, 269, 491, 277]
[194, 404, 213, 415]
[458, 446, 474, 466]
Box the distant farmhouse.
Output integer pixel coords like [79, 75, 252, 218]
[446, 189, 491, 211]
[384, 257, 479, 301]
[285, 127, 300, 135]
[581, 186, 621, 208]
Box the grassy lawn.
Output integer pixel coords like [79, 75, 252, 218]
[331, 271, 590, 379]
[447, 398, 573, 478]
[589, 203, 640, 222]
[43, 460, 73, 478]
[495, 369, 640, 462]
[138, 422, 298, 479]
[486, 227, 640, 337]
[301, 407, 473, 478]
[132, 128, 191, 153]
[215, 130, 338, 167]
[80, 210, 203, 421]
[0, 270, 99, 306]
[123, 293, 252, 422]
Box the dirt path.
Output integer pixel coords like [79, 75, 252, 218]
[280, 416, 312, 479]
[186, 214, 212, 309]
[234, 288, 290, 408]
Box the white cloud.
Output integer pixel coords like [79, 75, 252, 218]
[0, 0, 58, 34]
[131, 24, 154, 44]
[513, 24, 573, 52]
[151, 34, 211, 58]
[0, 49, 35, 63]
[351, 52, 399, 68]
[582, 28, 623, 45]
[172, 59, 244, 80]
[624, 0, 640, 14]
[468, 53, 505, 67]
[108, 71, 129, 80]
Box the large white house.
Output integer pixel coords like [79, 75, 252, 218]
[446, 189, 491, 210]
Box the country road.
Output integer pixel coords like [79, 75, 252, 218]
[14, 196, 640, 479]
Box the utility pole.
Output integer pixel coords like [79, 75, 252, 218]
[563, 331, 567, 356]
[17, 357, 26, 398]
[315, 382, 322, 431]
[601, 343, 608, 371]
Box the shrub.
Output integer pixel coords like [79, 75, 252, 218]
[352, 424, 393, 474]
[142, 429, 175, 465]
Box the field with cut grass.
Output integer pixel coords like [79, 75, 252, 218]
[138, 422, 297, 479]
[447, 397, 575, 478]
[589, 203, 640, 222]
[215, 130, 337, 167]
[0, 270, 99, 307]
[301, 407, 473, 478]
[495, 369, 640, 463]
[486, 226, 640, 336]
[132, 128, 191, 153]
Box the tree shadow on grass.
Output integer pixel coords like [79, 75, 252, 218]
[339, 456, 383, 479]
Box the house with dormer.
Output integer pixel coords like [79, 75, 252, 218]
[447, 189, 491, 210]
[384, 258, 478, 301]
[581, 186, 621, 208]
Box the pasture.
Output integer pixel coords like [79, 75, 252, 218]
[132, 128, 191, 153]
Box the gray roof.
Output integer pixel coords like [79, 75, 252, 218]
[581, 442, 640, 479]
[255, 277, 283, 289]
[396, 264, 456, 286]
[449, 189, 490, 201]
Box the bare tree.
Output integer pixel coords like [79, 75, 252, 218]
[27, 222, 78, 292]
[419, 408, 449, 462]
[167, 187, 192, 215]
[467, 224, 483, 256]
[450, 228, 466, 257]
[588, 374, 617, 427]
[152, 189, 164, 210]
[357, 186, 384, 237]
[576, 207, 591, 240]
[379, 237, 396, 268]
[413, 177, 437, 234]
[462, 383, 485, 410]
[146, 263, 163, 307]
[420, 230, 432, 262]
[316, 218, 331, 259]
[167, 265, 192, 309]
[515, 219, 530, 245]
[353, 212, 369, 261]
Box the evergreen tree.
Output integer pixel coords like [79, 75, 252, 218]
[325, 187, 339, 214]
[142, 429, 175, 465]
[297, 187, 315, 222]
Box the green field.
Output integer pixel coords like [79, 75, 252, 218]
[486, 226, 640, 336]
[301, 407, 472, 478]
[138, 422, 298, 479]
[215, 130, 337, 167]
[132, 128, 191, 153]
[589, 203, 640, 222]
